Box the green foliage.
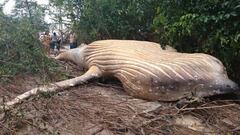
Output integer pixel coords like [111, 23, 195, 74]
[72, 0, 160, 43]
[154, 0, 240, 82]
[0, 7, 59, 82]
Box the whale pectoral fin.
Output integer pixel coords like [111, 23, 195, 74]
[82, 66, 102, 81]
[68, 66, 102, 86]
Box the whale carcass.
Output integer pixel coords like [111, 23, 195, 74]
[55, 40, 239, 101]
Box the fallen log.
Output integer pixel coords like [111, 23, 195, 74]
[0, 66, 101, 112]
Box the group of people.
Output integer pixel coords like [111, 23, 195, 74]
[39, 31, 78, 55]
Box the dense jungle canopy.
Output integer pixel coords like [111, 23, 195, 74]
[0, 0, 239, 84]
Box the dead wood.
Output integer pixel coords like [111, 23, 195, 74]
[0, 76, 87, 111]
[0, 65, 101, 112]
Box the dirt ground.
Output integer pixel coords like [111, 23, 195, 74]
[0, 60, 240, 135]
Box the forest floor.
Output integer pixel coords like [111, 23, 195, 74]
[0, 47, 240, 135]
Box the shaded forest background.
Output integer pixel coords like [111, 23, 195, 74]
[0, 0, 239, 84]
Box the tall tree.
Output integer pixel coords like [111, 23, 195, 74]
[13, 0, 47, 29]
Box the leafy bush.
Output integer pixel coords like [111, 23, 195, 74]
[0, 11, 59, 82]
[73, 0, 159, 43]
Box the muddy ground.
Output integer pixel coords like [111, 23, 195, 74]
[0, 62, 240, 135]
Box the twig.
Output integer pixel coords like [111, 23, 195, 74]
[104, 121, 126, 128]
[136, 115, 169, 129]
[0, 122, 16, 134]
[0, 75, 14, 78]
[233, 126, 240, 132]
[126, 104, 137, 113]
[145, 126, 168, 134]
[91, 127, 104, 135]
[0, 60, 23, 67]
[179, 103, 236, 111]
[23, 119, 51, 134]
[140, 127, 146, 135]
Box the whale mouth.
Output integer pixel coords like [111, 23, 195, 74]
[188, 79, 239, 100]
[224, 80, 239, 92]
[233, 83, 239, 91]
[207, 92, 240, 101]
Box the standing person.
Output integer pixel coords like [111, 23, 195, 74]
[50, 32, 60, 51]
[69, 32, 77, 49]
[39, 31, 51, 55]
[58, 30, 63, 47]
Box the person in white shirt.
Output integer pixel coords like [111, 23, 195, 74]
[50, 32, 60, 51]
